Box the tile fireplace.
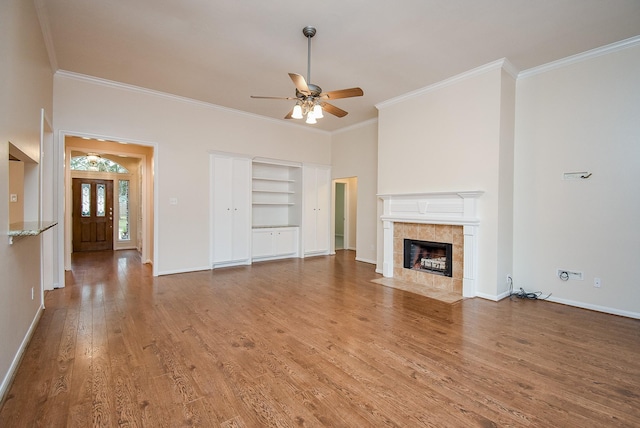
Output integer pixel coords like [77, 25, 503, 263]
[379, 191, 483, 297]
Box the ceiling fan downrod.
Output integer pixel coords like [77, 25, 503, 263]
[303, 26, 316, 85]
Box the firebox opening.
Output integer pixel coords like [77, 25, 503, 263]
[403, 239, 453, 277]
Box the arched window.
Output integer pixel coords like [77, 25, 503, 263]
[70, 154, 129, 173]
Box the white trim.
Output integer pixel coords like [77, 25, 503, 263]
[0, 305, 44, 403]
[475, 291, 501, 301]
[253, 157, 302, 168]
[157, 266, 212, 276]
[546, 296, 640, 320]
[355, 256, 376, 265]
[207, 150, 253, 159]
[34, 0, 58, 72]
[54, 70, 331, 136]
[376, 59, 516, 110]
[331, 118, 378, 135]
[519, 35, 640, 79]
[500, 59, 520, 80]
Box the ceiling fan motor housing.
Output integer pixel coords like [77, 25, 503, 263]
[297, 84, 322, 99]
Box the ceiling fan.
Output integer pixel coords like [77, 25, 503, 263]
[251, 26, 364, 124]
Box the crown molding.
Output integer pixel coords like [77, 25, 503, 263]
[331, 117, 378, 135]
[54, 70, 331, 135]
[375, 58, 518, 110]
[34, 0, 58, 72]
[518, 35, 640, 79]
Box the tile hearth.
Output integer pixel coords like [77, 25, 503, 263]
[371, 277, 464, 304]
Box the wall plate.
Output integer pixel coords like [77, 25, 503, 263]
[557, 269, 583, 280]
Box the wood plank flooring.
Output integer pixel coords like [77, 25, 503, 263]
[1, 249, 639, 427]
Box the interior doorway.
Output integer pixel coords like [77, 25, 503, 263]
[63, 135, 155, 279]
[333, 177, 357, 253]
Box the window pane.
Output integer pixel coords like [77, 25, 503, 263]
[81, 183, 91, 217]
[97, 184, 106, 217]
[70, 155, 129, 173]
[119, 180, 130, 240]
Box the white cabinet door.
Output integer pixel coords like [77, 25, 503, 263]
[314, 166, 330, 252]
[303, 165, 331, 255]
[211, 154, 251, 266]
[231, 158, 251, 261]
[274, 228, 298, 256]
[252, 227, 299, 260]
[252, 229, 274, 258]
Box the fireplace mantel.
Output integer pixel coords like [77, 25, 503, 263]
[379, 191, 483, 225]
[379, 191, 483, 297]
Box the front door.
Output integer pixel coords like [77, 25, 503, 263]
[72, 178, 114, 252]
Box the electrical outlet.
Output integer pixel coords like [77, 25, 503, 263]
[594, 277, 601, 288]
[506, 274, 512, 283]
[557, 269, 583, 281]
[31, 287, 34, 300]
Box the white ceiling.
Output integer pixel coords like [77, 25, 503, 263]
[37, 0, 640, 132]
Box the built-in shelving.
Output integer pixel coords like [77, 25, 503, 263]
[252, 158, 302, 228]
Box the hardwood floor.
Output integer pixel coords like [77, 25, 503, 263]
[1, 250, 639, 427]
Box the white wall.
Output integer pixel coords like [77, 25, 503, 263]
[54, 73, 332, 275]
[331, 120, 378, 264]
[377, 62, 516, 299]
[514, 41, 640, 317]
[0, 0, 53, 400]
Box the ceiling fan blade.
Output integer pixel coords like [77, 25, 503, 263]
[250, 95, 297, 100]
[320, 87, 364, 100]
[284, 109, 294, 119]
[320, 102, 348, 118]
[289, 73, 310, 95]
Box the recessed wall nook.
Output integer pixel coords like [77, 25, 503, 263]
[379, 191, 483, 298]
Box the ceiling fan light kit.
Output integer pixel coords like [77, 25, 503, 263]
[251, 26, 363, 124]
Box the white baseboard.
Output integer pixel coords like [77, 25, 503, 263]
[0, 304, 44, 403]
[157, 265, 211, 276]
[475, 291, 501, 301]
[489, 291, 640, 319]
[546, 296, 640, 319]
[355, 257, 377, 265]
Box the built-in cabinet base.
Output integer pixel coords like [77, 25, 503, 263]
[252, 227, 299, 262]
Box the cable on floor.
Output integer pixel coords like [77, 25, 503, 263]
[507, 276, 551, 300]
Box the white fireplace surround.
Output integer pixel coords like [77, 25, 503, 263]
[379, 191, 483, 298]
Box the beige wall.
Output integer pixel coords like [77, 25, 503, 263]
[331, 120, 378, 264]
[514, 43, 640, 317]
[54, 73, 332, 275]
[0, 0, 53, 400]
[8, 160, 24, 224]
[377, 62, 516, 299]
[346, 176, 358, 250]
